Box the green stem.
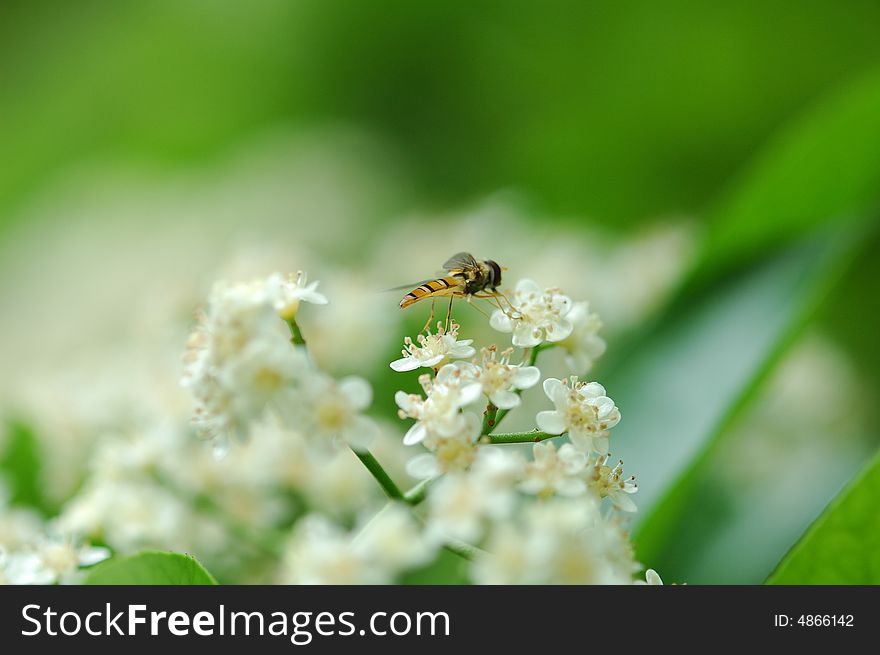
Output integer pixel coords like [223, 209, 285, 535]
[403, 478, 433, 505]
[485, 430, 558, 445]
[481, 402, 498, 435]
[352, 449, 404, 500]
[442, 539, 481, 561]
[489, 345, 546, 433]
[286, 318, 306, 345]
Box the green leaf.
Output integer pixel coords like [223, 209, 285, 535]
[605, 226, 859, 573]
[613, 231, 850, 507]
[698, 66, 880, 280]
[0, 420, 52, 514]
[767, 450, 880, 584]
[83, 551, 218, 585]
[603, 65, 880, 580]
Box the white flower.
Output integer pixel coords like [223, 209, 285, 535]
[405, 414, 481, 479]
[280, 511, 434, 584]
[300, 448, 384, 518]
[536, 377, 621, 454]
[280, 515, 381, 584]
[490, 279, 573, 347]
[2, 536, 110, 585]
[182, 279, 306, 454]
[559, 301, 606, 374]
[424, 475, 491, 544]
[519, 441, 587, 498]
[296, 272, 398, 375]
[287, 373, 378, 453]
[395, 364, 482, 446]
[468, 346, 541, 409]
[635, 568, 664, 585]
[471, 497, 638, 584]
[390, 321, 475, 372]
[588, 454, 638, 512]
[424, 448, 520, 544]
[267, 270, 328, 320]
[58, 478, 193, 553]
[352, 503, 436, 572]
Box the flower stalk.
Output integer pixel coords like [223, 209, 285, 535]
[480, 402, 499, 435]
[352, 448, 405, 500]
[403, 478, 433, 505]
[487, 345, 545, 432]
[286, 318, 306, 345]
[484, 429, 558, 445]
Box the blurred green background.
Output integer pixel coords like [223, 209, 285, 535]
[4, 0, 880, 228]
[2, 0, 879, 584]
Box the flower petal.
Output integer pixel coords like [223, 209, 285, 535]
[512, 323, 541, 348]
[536, 410, 565, 435]
[583, 381, 606, 396]
[395, 390, 416, 412]
[547, 318, 573, 342]
[515, 278, 542, 296]
[567, 430, 592, 452]
[611, 492, 638, 513]
[403, 423, 427, 446]
[512, 366, 541, 389]
[459, 382, 484, 407]
[490, 389, 520, 410]
[390, 357, 419, 372]
[340, 376, 372, 410]
[78, 546, 112, 567]
[345, 416, 378, 451]
[556, 478, 587, 497]
[542, 377, 563, 401]
[489, 310, 513, 332]
[406, 453, 440, 479]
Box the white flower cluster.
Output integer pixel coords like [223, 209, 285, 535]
[279, 505, 436, 584]
[0, 536, 109, 585]
[181, 277, 308, 454]
[490, 279, 606, 374]
[390, 320, 475, 372]
[394, 346, 541, 479]
[30, 266, 652, 585]
[537, 377, 621, 455]
[1, 485, 109, 584]
[387, 277, 655, 584]
[473, 495, 639, 584]
[181, 272, 378, 456]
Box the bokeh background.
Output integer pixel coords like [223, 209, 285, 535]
[1, 0, 879, 584]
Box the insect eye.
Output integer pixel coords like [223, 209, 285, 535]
[487, 260, 502, 287]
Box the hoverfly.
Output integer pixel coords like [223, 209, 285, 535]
[398, 252, 509, 331]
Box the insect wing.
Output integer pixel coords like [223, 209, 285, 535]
[381, 279, 435, 293]
[442, 251, 479, 272]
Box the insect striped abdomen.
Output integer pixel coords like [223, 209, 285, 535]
[399, 277, 461, 308]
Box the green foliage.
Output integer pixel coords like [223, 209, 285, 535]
[767, 451, 880, 584]
[0, 420, 53, 514]
[400, 548, 470, 585]
[606, 65, 880, 581]
[699, 66, 880, 279]
[4, 1, 880, 227]
[609, 229, 853, 524]
[83, 551, 218, 586]
[1, 2, 879, 586]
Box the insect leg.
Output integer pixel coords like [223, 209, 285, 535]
[496, 290, 517, 312]
[475, 291, 516, 314]
[422, 299, 436, 334]
[466, 295, 493, 320]
[444, 295, 454, 332]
